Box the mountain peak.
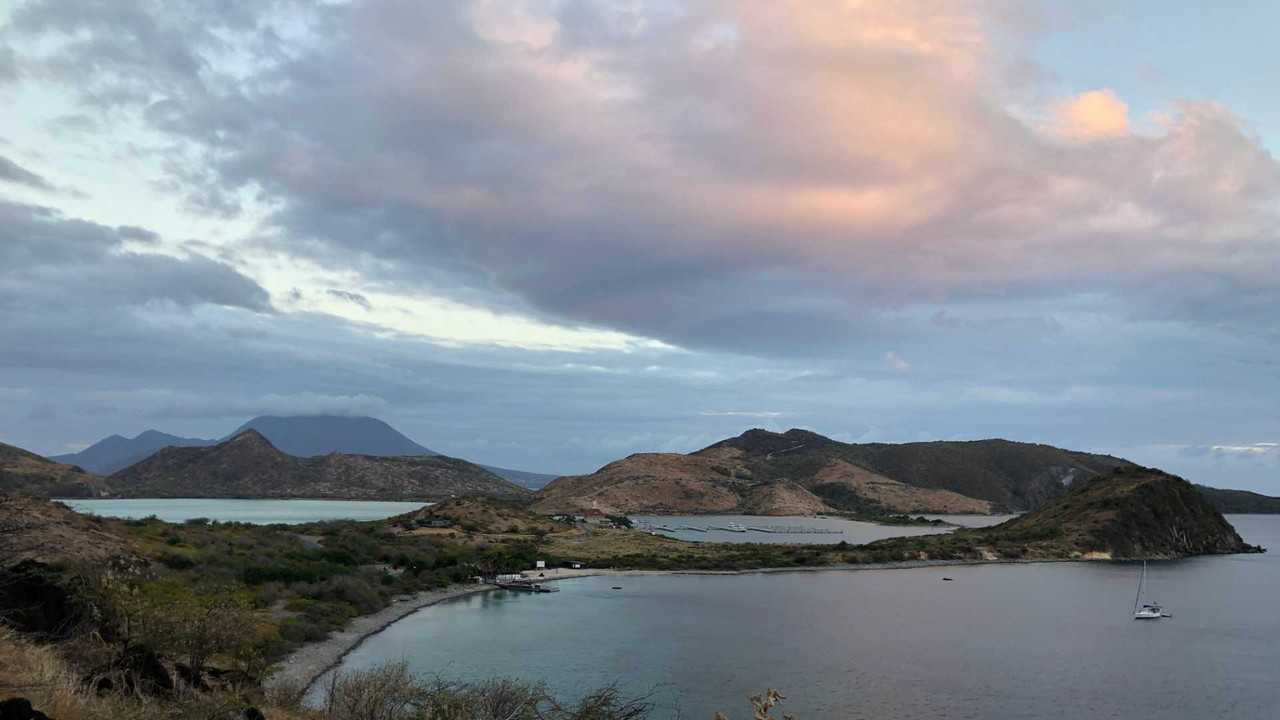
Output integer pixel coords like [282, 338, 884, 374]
[231, 415, 434, 457]
[134, 429, 172, 441]
[224, 428, 278, 450]
[702, 427, 837, 456]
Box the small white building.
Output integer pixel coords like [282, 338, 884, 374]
[535, 560, 546, 569]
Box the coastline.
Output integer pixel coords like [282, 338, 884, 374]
[271, 557, 1082, 692]
[267, 583, 496, 692]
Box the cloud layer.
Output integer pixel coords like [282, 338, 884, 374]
[0, 1, 1277, 490]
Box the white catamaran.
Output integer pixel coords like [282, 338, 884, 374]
[1133, 560, 1171, 620]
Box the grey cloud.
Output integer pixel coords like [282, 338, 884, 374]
[60, 1, 1269, 356]
[326, 289, 372, 311]
[116, 225, 160, 244]
[0, 201, 271, 312]
[2, 2, 1280, 492]
[25, 403, 57, 422]
[0, 44, 16, 82]
[0, 153, 56, 191]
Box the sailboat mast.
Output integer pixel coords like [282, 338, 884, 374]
[1133, 560, 1146, 613]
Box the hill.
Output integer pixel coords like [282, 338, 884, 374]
[481, 465, 558, 489]
[533, 438, 993, 516]
[109, 430, 531, 501]
[0, 442, 107, 497]
[861, 467, 1262, 562]
[705, 429, 1133, 511]
[54, 415, 560, 487]
[51, 429, 211, 475]
[534, 428, 1137, 516]
[1195, 485, 1280, 514]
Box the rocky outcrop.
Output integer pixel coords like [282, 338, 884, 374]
[0, 496, 147, 637]
[861, 467, 1263, 563]
[109, 430, 530, 502]
[992, 466, 1261, 558]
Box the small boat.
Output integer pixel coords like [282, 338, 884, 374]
[942, 577, 954, 582]
[611, 586, 622, 590]
[1132, 561, 1171, 620]
[725, 522, 748, 533]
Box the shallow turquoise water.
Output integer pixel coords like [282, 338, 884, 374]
[319, 516, 1280, 719]
[59, 498, 428, 524]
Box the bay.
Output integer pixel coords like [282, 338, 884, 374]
[319, 515, 1280, 719]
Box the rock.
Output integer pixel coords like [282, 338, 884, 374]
[0, 698, 52, 720]
[89, 646, 173, 696]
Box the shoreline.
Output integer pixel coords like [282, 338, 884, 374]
[267, 583, 495, 692]
[270, 556, 1084, 692]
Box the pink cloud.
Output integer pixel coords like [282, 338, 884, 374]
[1049, 89, 1130, 140]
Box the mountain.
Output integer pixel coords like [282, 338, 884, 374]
[480, 465, 558, 490]
[861, 466, 1262, 562]
[1195, 485, 1280, 514]
[706, 429, 1134, 511]
[52, 430, 212, 475]
[109, 430, 530, 501]
[229, 415, 435, 457]
[534, 428, 1143, 516]
[57, 416, 560, 488]
[533, 433, 995, 516]
[0, 442, 108, 498]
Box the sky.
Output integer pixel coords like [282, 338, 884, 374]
[0, 1, 1277, 492]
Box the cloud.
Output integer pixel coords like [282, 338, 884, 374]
[4, 0, 1263, 356]
[325, 289, 373, 310]
[1049, 89, 1129, 140]
[0, 153, 56, 191]
[885, 351, 911, 373]
[0, 201, 271, 312]
[148, 392, 391, 420]
[1, 1, 1280, 493]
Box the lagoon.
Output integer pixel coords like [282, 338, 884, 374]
[319, 516, 1280, 719]
[59, 498, 428, 524]
[630, 513, 1015, 544]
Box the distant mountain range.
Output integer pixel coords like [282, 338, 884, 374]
[53, 415, 557, 488]
[535, 428, 1136, 515]
[7, 422, 1276, 514]
[109, 429, 530, 501]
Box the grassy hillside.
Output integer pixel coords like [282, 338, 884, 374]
[0, 442, 107, 498]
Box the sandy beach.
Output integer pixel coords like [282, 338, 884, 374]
[266, 583, 496, 692]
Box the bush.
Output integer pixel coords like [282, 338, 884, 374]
[157, 552, 195, 570]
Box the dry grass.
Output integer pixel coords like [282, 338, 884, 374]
[0, 626, 317, 720]
[0, 625, 91, 720]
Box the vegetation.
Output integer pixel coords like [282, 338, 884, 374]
[0, 468, 1260, 720]
[1195, 485, 1280, 514]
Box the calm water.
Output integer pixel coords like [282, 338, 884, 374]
[630, 514, 1015, 544]
[320, 516, 1279, 719]
[60, 498, 428, 524]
